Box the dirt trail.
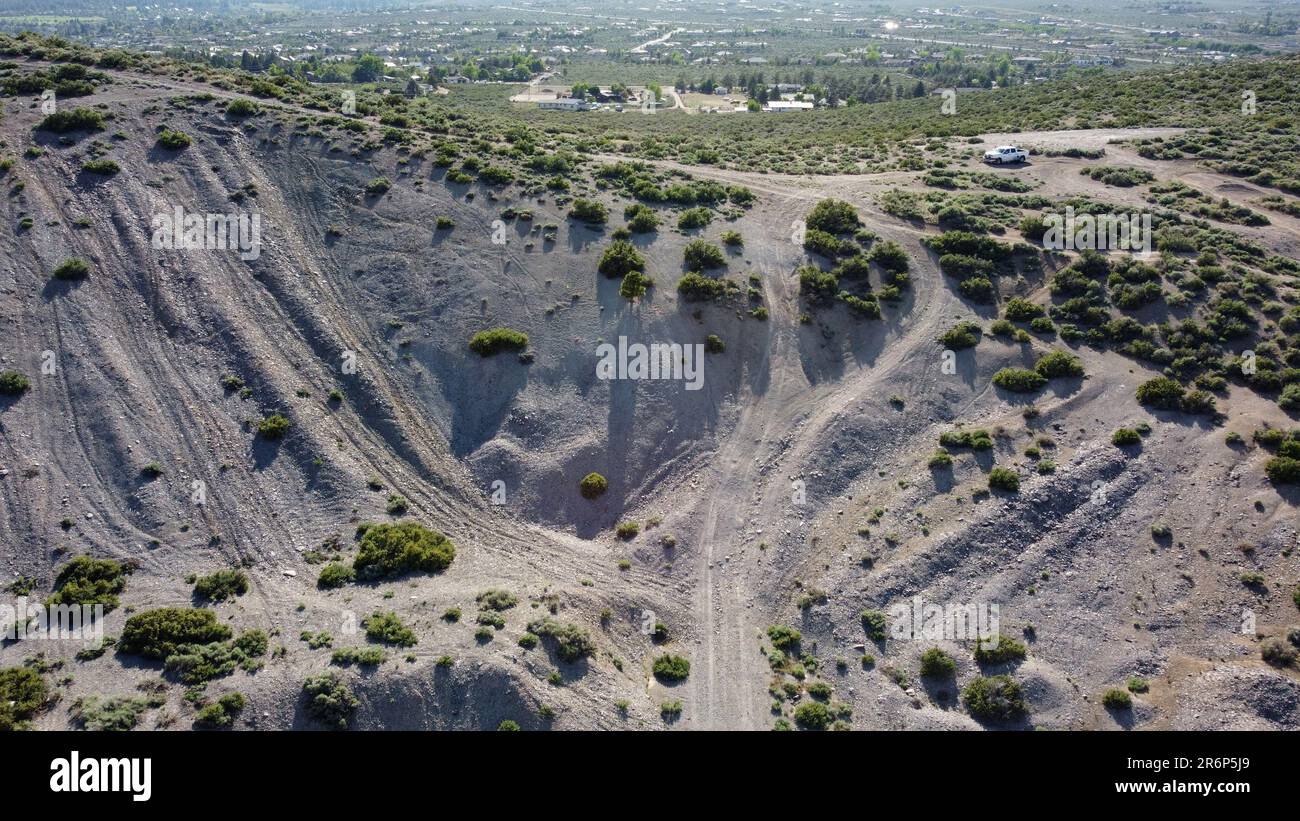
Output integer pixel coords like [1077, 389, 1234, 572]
[634, 128, 1300, 730]
[621, 160, 958, 728]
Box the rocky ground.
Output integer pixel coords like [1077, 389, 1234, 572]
[0, 67, 1297, 730]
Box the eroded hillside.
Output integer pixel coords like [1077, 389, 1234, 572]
[0, 40, 1298, 731]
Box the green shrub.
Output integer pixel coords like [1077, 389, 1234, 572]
[568, 198, 608, 224]
[919, 647, 957, 678]
[118, 607, 232, 659]
[925, 231, 1014, 259]
[958, 276, 995, 302]
[498, 719, 521, 731]
[963, 675, 1027, 721]
[1265, 457, 1300, 484]
[652, 654, 691, 682]
[468, 328, 528, 356]
[939, 429, 993, 450]
[973, 635, 1027, 664]
[677, 271, 734, 300]
[0, 667, 47, 731]
[988, 467, 1020, 493]
[156, 128, 192, 149]
[353, 522, 456, 580]
[1082, 166, 1154, 187]
[257, 414, 289, 439]
[1277, 384, 1300, 411]
[806, 199, 861, 235]
[1112, 428, 1141, 446]
[331, 646, 385, 667]
[579, 472, 608, 499]
[476, 589, 518, 611]
[721, 230, 743, 247]
[71, 695, 148, 731]
[677, 207, 713, 229]
[625, 203, 659, 232]
[362, 611, 417, 646]
[1135, 376, 1185, 409]
[52, 258, 90, 280]
[938, 253, 995, 280]
[1102, 688, 1133, 709]
[47, 555, 130, 612]
[1127, 677, 1150, 693]
[37, 107, 105, 133]
[0, 370, 31, 396]
[938, 321, 981, 350]
[615, 521, 639, 539]
[364, 177, 391, 195]
[317, 562, 355, 589]
[991, 368, 1047, 393]
[225, 98, 259, 117]
[162, 632, 263, 684]
[1034, 351, 1084, 378]
[233, 629, 267, 658]
[705, 334, 725, 353]
[193, 569, 248, 602]
[804, 228, 853, 259]
[194, 692, 245, 728]
[619, 269, 651, 300]
[478, 165, 514, 185]
[302, 672, 359, 729]
[806, 681, 833, 701]
[683, 239, 725, 270]
[526, 617, 595, 662]
[859, 610, 887, 641]
[1181, 389, 1216, 415]
[868, 242, 909, 277]
[1262, 635, 1298, 667]
[597, 240, 645, 278]
[793, 700, 831, 730]
[1003, 297, 1045, 322]
[302, 630, 334, 649]
[768, 624, 802, 650]
[81, 159, 120, 176]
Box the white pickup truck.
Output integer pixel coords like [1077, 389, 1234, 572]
[983, 145, 1029, 164]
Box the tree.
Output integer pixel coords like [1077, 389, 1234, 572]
[352, 53, 385, 83]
